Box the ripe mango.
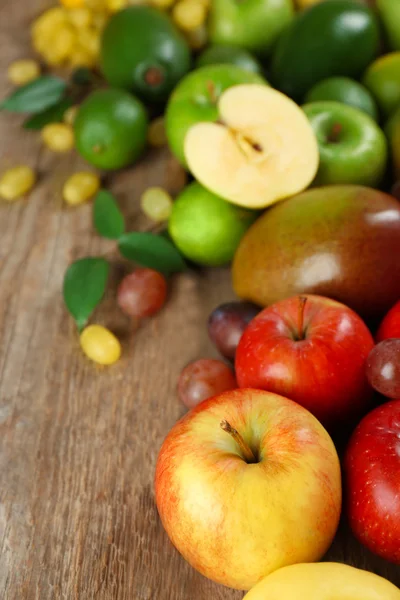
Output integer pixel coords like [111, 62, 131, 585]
[232, 186, 400, 320]
[243, 562, 400, 600]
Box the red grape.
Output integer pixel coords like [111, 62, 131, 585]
[117, 268, 167, 318]
[208, 302, 260, 360]
[178, 359, 237, 409]
[366, 339, 400, 399]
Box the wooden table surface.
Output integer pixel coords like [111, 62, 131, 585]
[1, 1, 399, 599]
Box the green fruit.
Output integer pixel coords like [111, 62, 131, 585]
[100, 6, 191, 104]
[386, 105, 400, 179]
[209, 0, 294, 57]
[196, 45, 264, 75]
[168, 182, 258, 266]
[377, 0, 400, 51]
[232, 185, 400, 319]
[363, 52, 400, 118]
[305, 77, 378, 121]
[74, 88, 148, 171]
[303, 101, 387, 187]
[165, 64, 267, 167]
[271, 0, 380, 101]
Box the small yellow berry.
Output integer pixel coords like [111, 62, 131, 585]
[7, 59, 41, 86]
[185, 23, 208, 50]
[44, 24, 77, 66]
[80, 325, 121, 365]
[147, 117, 167, 148]
[172, 0, 206, 32]
[32, 7, 68, 37]
[141, 187, 173, 222]
[61, 0, 84, 7]
[67, 7, 92, 28]
[0, 166, 36, 202]
[79, 27, 101, 58]
[91, 11, 108, 32]
[42, 123, 75, 153]
[150, 0, 175, 9]
[68, 47, 96, 68]
[85, 0, 107, 10]
[106, 0, 128, 12]
[63, 172, 100, 206]
[64, 105, 79, 126]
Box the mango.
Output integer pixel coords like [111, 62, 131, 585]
[232, 186, 400, 320]
[243, 562, 400, 600]
[363, 52, 400, 118]
[270, 0, 380, 101]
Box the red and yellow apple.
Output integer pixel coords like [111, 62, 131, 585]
[155, 388, 342, 590]
[235, 295, 374, 429]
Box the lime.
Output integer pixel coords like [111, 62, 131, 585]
[305, 77, 378, 121]
[168, 182, 258, 267]
[74, 88, 148, 170]
[100, 6, 191, 104]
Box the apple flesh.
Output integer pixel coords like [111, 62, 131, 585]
[376, 300, 400, 342]
[155, 388, 342, 591]
[185, 84, 319, 209]
[345, 399, 400, 564]
[235, 295, 374, 429]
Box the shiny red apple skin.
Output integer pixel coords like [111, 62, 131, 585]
[235, 295, 374, 428]
[155, 388, 341, 590]
[345, 399, 400, 564]
[376, 300, 400, 342]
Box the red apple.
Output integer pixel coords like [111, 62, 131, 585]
[345, 399, 400, 564]
[155, 388, 342, 591]
[376, 300, 400, 342]
[235, 295, 374, 428]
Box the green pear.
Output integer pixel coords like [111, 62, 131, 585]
[232, 185, 400, 320]
[209, 0, 294, 57]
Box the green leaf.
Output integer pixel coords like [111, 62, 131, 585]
[93, 190, 125, 240]
[118, 232, 187, 275]
[23, 98, 73, 130]
[0, 76, 67, 114]
[63, 257, 110, 331]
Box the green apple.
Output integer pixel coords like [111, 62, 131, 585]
[363, 52, 400, 118]
[209, 0, 294, 57]
[165, 64, 267, 167]
[196, 45, 264, 75]
[305, 77, 378, 121]
[303, 101, 387, 187]
[377, 0, 400, 51]
[168, 181, 258, 266]
[386, 105, 400, 179]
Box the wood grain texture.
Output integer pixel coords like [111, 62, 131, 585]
[0, 2, 399, 599]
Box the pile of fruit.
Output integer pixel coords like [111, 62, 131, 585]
[2, 0, 400, 596]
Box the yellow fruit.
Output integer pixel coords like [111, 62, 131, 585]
[0, 166, 36, 202]
[64, 105, 79, 126]
[80, 325, 121, 365]
[172, 0, 206, 31]
[67, 7, 92, 28]
[61, 0, 84, 7]
[106, 0, 129, 11]
[79, 27, 100, 58]
[68, 47, 96, 68]
[42, 123, 75, 153]
[92, 11, 108, 32]
[85, 0, 107, 10]
[148, 117, 167, 147]
[45, 24, 77, 66]
[141, 187, 173, 222]
[150, 0, 176, 9]
[7, 59, 40, 86]
[243, 562, 400, 600]
[32, 8, 68, 54]
[63, 172, 100, 206]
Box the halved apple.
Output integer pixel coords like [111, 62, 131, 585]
[184, 84, 319, 209]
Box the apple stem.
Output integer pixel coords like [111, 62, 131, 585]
[207, 80, 217, 104]
[297, 296, 307, 340]
[327, 123, 343, 143]
[220, 420, 257, 464]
